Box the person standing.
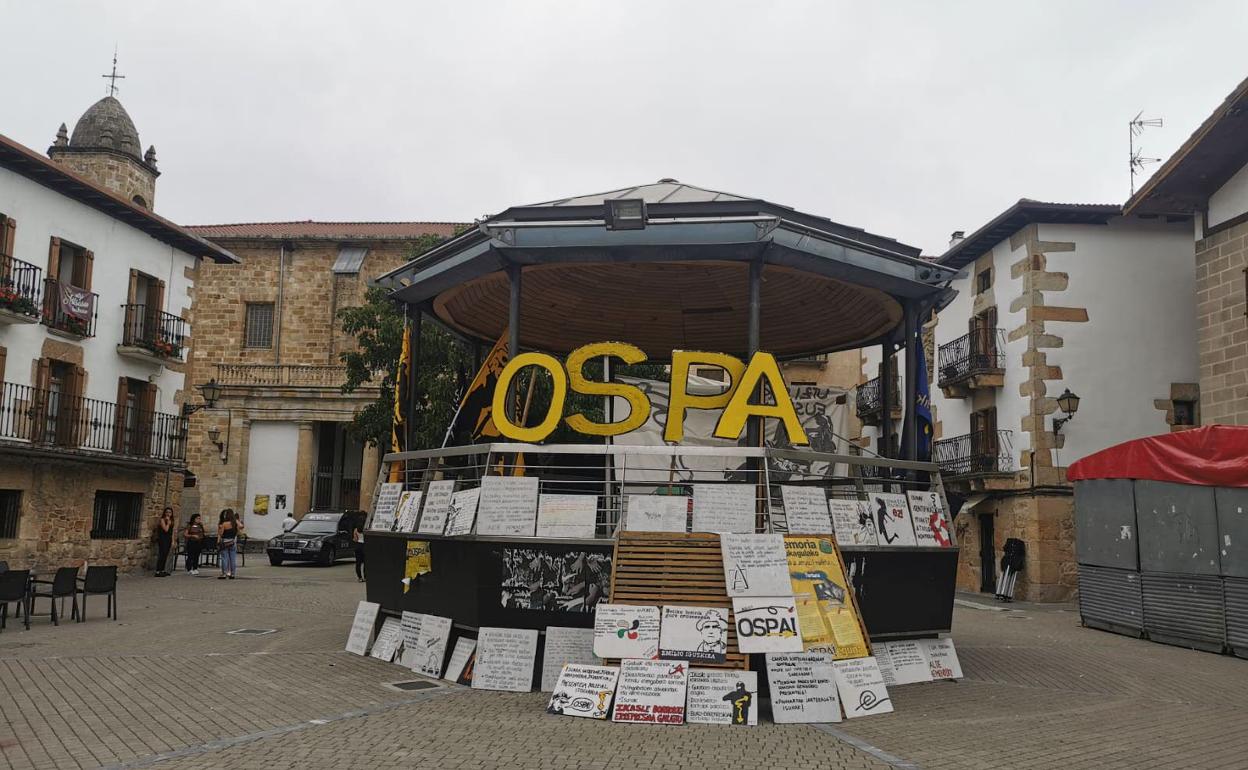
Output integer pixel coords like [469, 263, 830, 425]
[281, 512, 297, 532]
[184, 514, 205, 575]
[352, 520, 365, 583]
[217, 509, 244, 580]
[153, 508, 174, 577]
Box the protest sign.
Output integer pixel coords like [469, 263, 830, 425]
[394, 491, 424, 533]
[541, 627, 598, 692]
[920, 637, 963, 680]
[906, 491, 953, 548]
[765, 652, 842, 723]
[658, 606, 729, 663]
[828, 499, 878, 546]
[372, 483, 403, 530]
[535, 494, 598, 539]
[345, 601, 380, 656]
[593, 604, 660, 660]
[472, 627, 539, 692]
[720, 533, 791, 597]
[780, 486, 833, 534]
[691, 484, 755, 534]
[732, 597, 804, 653]
[408, 614, 453, 678]
[869, 493, 918, 546]
[476, 476, 540, 536]
[875, 640, 932, 686]
[833, 656, 894, 717]
[625, 495, 687, 533]
[443, 637, 476, 684]
[418, 480, 456, 535]
[784, 536, 869, 659]
[546, 664, 620, 720]
[444, 488, 482, 537]
[369, 617, 403, 663]
[686, 669, 758, 725]
[612, 659, 689, 724]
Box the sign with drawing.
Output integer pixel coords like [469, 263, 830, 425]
[546, 664, 619, 720]
[444, 488, 481, 537]
[832, 656, 894, 718]
[368, 617, 403, 663]
[686, 669, 758, 726]
[418, 480, 456, 535]
[732, 597, 804, 653]
[405, 613, 452, 678]
[869, 493, 918, 546]
[658, 606, 729, 663]
[720, 533, 792, 597]
[906, 490, 953, 547]
[611, 659, 689, 724]
[472, 627, 539, 692]
[394, 491, 424, 533]
[784, 536, 869, 659]
[477, 476, 540, 536]
[593, 604, 660, 660]
[765, 652, 842, 724]
[828, 499, 878, 546]
[625, 495, 687, 533]
[779, 486, 833, 534]
[443, 637, 476, 684]
[692, 484, 755, 534]
[541, 627, 598, 692]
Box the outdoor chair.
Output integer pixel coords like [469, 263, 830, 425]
[0, 560, 8, 574]
[31, 566, 79, 625]
[0, 569, 32, 631]
[77, 566, 118, 622]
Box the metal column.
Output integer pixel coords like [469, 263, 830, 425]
[902, 302, 919, 461]
[879, 341, 893, 458]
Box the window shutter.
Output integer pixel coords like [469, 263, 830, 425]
[30, 358, 51, 442]
[114, 376, 130, 453]
[67, 365, 87, 445]
[154, 279, 166, 313]
[82, 250, 94, 291]
[128, 269, 139, 304]
[137, 381, 157, 456]
[1, 217, 15, 257]
[0, 345, 6, 383]
[47, 237, 61, 281]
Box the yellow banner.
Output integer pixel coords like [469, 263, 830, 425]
[404, 540, 432, 593]
[784, 536, 869, 659]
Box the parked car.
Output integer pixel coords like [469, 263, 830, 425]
[267, 511, 364, 567]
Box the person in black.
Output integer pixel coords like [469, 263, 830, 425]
[352, 522, 365, 583]
[153, 507, 174, 577]
[184, 513, 205, 575]
[723, 681, 753, 725]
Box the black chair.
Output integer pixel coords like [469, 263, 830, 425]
[77, 566, 118, 622]
[31, 566, 79, 625]
[0, 569, 32, 631]
[0, 560, 9, 574]
[201, 535, 220, 568]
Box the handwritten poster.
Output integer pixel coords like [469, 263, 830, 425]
[541, 626, 598, 692]
[833, 656, 894, 718]
[625, 495, 687, 533]
[593, 604, 660, 659]
[612, 659, 688, 724]
[686, 669, 758, 726]
[691, 484, 755, 534]
[869, 493, 918, 546]
[875, 640, 932, 686]
[535, 494, 598, 539]
[444, 488, 481, 537]
[765, 652, 842, 724]
[546, 664, 620, 720]
[443, 637, 476, 684]
[732, 597, 804, 653]
[372, 483, 403, 530]
[476, 476, 540, 536]
[369, 617, 403, 663]
[394, 491, 424, 533]
[658, 606, 729, 663]
[784, 536, 869, 659]
[829, 499, 879, 546]
[906, 491, 953, 548]
[720, 533, 791, 597]
[472, 627, 539, 692]
[345, 600, 380, 656]
[920, 638, 963, 680]
[369, 499, 397, 532]
[780, 486, 833, 534]
[409, 614, 453, 678]
[418, 480, 456, 535]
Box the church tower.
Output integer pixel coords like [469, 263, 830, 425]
[48, 95, 160, 209]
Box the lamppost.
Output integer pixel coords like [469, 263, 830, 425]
[183, 379, 228, 463]
[1053, 388, 1081, 435]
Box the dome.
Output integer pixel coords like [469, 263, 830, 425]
[69, 96, 142, 159]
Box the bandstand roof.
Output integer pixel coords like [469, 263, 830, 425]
[378, 180, 958, 358]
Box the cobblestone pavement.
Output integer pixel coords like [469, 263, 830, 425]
[2, 561, 1246, 769]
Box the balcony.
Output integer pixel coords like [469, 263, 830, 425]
[215, 363, 351, 388]
[118, 304, 188, 364]
[855, 375, 901, 426]
[0, 381, 187, 463]
[40, 278, 97, 339]
[934, 430, 1013, 479]
[0, 255, 43, 325]
[937, 328, 1006, 398]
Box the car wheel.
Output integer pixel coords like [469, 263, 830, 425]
[269, 555, 283, 567]
[319, 545, 335, 566]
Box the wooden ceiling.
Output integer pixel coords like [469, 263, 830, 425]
[432, 261, 901, 358]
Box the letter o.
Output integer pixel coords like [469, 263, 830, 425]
[491, 352, 568, 442]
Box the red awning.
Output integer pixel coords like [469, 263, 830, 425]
[1067, 425, 1248, 488]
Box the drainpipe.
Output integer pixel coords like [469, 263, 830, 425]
[275, 242, 288, 365]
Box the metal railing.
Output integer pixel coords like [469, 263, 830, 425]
[0, 381, 187, 462]
[0, 254, 43, 318]
[40, 278, 97, 338]
[937, 328, 1006, 387]
[122, 304, 188, 360]
[855, 375, 900, 419]
[215, 363, 349, 387]
[933, 430, 1013, 477]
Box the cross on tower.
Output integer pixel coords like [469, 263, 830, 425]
[102, 48, 125, 97]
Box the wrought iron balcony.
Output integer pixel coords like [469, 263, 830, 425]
[855, 375, 901, 426]
[215, 363, 351, 388]
[938, 328, 1006, 396]
[121, 304, 188, 361]
[0, 381, 187, 462]
[0, 255, 43, 322]
[40, 278, 97, 338]
[934, 430, 1013, 478]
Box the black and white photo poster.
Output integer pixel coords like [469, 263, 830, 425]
[833, 656, 894, 718]
[472, 627, 539, 692]
[720, 533, 792, 597]
[593, 604, 660, 659]
[476, 476, 540, 536]
[500, 548, 610, 612]
[541, 626, 598, 692]
[345, 601, 380, 656]
[779, 485, 833, 534]
[686, 669, 758, 726]
[418, 480, 456, 535]
[625, 495, 687, 533]
[444, 488, 481, 537]
[394, 491, 424, 533]
[828, 499, 879, 546]
[906, 490, 953, 548]
[546, 664, 619, 720]
[535, 494, 598, 539]
[732, 597, 804, 653]
[612, 659, 689, 724]
[870, 492, 918, 546]
[765, 652, 842, 724]
[442, 637, 476, 684]
[691, 483, 755, 534]
[658, 606, 729, 663]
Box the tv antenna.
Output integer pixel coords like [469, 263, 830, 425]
[1129, 111, 1163, 195]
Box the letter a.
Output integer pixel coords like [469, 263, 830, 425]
[714, 352, 809, 445]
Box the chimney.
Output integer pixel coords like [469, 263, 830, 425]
[949, 230, 965, 247]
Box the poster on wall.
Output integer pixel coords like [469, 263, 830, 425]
[444, 488, 482, 537]
[541, 626, 599, 692]
[593, 604, 661, 659]
[546, 664, 620, 720]
[875, 640, 932, 686]
[779, 486, 833, 534]
[611, 659, 689, 724]
[920, 638, 963, 680]
[252, 494, 269, 516]
[500, 548, 610, 612]
[345, 601, 380, 656]
[624, 495, 688, 533]
[373, 482, 404, 530]
[418, 480, 456, 535]
[828, 499, 879, 546]
[403, 540, 432, 593]
[368, 617, 403, 663]
[691, 484, 755, 534]
[443, 637, 476, 684]
[832, 656, 894, 718]
[686, 669, 758, 726]
[395, 491, 424, 533]
[658, 606, 729, 663]
[906, 491, 953, 548]
[732, 597, 804, 653]
[765, 652, 842, 724]
[720, 533, 792, 597]
[784, 536, 869, 659]
[869, 493, 918, 546]
[535, 494, 598, 539]
[472, 627, 539, 692]
[476, 476, 540, 536]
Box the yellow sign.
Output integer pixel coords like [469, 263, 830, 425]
[783, 536, 869, 659]
[490, 343, 808, 445]
[404, 540, 432, 593]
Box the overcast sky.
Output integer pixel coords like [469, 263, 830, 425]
[4, 1, 1247, 254]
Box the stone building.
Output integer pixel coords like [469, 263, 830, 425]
[0, 99, 235, 571]
[180, 221, 460, 544]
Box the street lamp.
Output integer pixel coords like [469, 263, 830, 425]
[1053, 388, 1081, 435]
[183, 378, 222, 416]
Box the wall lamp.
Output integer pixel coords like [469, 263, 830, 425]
[206, 423, 228, 464]
[182, 378, 222, 416]
[1053, 388, 1081, 435]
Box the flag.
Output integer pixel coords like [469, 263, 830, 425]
[442, 329, 527, 475]
[388, 322, 412, 483]
[916, 331, 934, 462]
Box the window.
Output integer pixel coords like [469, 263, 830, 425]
[244, 302, 275, 348]
[976, 268, 992, 295]
[0, 490, 19, 539]
[91, 491, 143, 539]
[49, 238, 93, 290]
[332, 246, 368, 275]
[1173, 400, 1197, 427]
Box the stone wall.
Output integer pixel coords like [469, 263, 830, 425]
[1195, 220, 1248, 424]
[49, 151, 156, 209]
[953, 493, 1076, 602]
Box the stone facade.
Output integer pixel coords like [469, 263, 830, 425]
[49, 151, 157, 209]
[1195, 219, 1248, 424]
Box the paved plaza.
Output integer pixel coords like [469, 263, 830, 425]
[2, 562, 1247, 770]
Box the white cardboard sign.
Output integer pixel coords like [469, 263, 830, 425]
[405, 614, 453, 678]
[829, 499, 879, 546]
[541, 626, 599, 692]
[472, 627, 539, 692]
[686, 669, 759, 726]
[869, 493, 918, 546]
[625, 495, 687, 533]
[442, 637, 476, 683]
[780, 486, 833, 534]
[658, 605, 729, 663]
[418, 480, 456, 535]
[444, 488, 481, 537]
[368, 616, 403, 662]
[732, 597, 804, 653]
[612, 659, 689, 725]
[372, 483, 403, 530]
[345, 601, 380, 656]
[765, 652, 842, 724]
[876, 640, 933, 686]
[476, 476, 540, 536]
[691, 484, 755, 534]
[906, 491, 953, 548]
[920, 637, 963, 680]
[394, 491, 424, 533]
[593, 604, 660, 660]
[833, 656, 894, 718]
[720, 533, 792, 597]
[546, 664, 620, 720]
[535, 494, 598, 539]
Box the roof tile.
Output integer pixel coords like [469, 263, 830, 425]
[185, 220, 464, 240]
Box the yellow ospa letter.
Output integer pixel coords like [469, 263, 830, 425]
[714, 351, 809, 445]
[564, 342, 652, 437]
[664, 351, 748, 443]
[491, 352, 567, 442]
